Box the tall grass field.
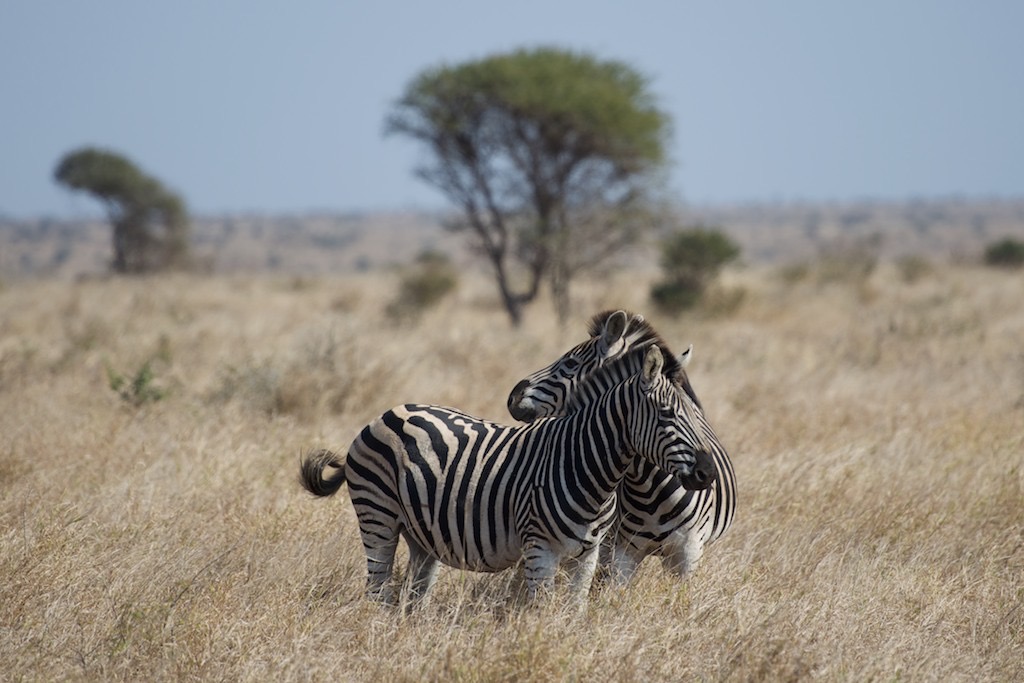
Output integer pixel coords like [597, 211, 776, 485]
[1, 263, 1021, 681]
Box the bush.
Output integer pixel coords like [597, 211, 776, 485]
[105, 337, 171, 406]
[650, 226, 740, 315]
[984, 238, 1024, 268]
[386, 251, 458, 321]
[659, 227, 741, 279]
[107, 359, 166, 406]
[208, 361, 281, 416]
[650, 276, 703, 314]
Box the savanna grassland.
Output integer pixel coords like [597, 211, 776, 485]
[1, 259, 1022, 681]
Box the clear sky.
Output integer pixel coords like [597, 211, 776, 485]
[1, 1, 1022, 219]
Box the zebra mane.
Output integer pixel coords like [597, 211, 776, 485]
[587, 309, 703, 411]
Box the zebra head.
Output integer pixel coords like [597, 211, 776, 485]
[507, 309, 702, 422]
[627, 346, 717, 490]
[508, 310, 639, 422]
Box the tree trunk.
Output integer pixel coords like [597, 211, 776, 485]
[493, 260, 524, 327]
[550, 261, 570, 325]
[549, 211, 572, 325]
[111, 220, 129, 273]
[503, 293, 524, 327]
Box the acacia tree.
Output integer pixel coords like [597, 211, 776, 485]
[386, 47, 670, 325]
[54, 147, 190, 273]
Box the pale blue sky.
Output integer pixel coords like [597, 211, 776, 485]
[1, 1, 1022, 218]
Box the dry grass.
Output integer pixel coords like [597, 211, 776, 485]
[1, 263, 1022, 681]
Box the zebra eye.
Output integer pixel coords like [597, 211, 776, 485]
[562, 359, 581, 371]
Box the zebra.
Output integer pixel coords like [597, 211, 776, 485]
[507, 309, 735, 585]
[300, 345, 716, 605]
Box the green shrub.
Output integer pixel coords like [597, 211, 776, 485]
[984, 238, 1024, 268]
[107, 359, 166, 406]
[650, 277, 703, 315]
[106, 337, 171, 406]
[386, 251, 458, 321]
[658, 227, 741, 280]
[650, 226, 740, 315]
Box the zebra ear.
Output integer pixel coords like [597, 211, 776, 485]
[599, 310, 629, 353]
[677, 344, 694, 368]
[641, 346, 664, 389]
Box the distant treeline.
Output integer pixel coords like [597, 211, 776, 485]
[3, 199, 1024, 280]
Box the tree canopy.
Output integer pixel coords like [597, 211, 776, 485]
[54, 147, 190, 273]
[386, 47, 670, 324]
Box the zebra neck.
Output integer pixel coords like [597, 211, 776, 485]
[545, 396, 634, 505]
[564, 360, 638, 413]
[704, 420, 737, 539]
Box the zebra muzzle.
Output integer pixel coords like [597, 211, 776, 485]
[678, 450, 717, 490]
[507, 380, 538, 422]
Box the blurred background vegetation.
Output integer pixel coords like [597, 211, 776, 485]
[1, 45, 1015, 328]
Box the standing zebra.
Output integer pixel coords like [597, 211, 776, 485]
[300, 346, 716, 605]
[507, 310, 735, 585]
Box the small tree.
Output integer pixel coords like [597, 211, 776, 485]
[651, 226, 740, 314]
[386, 47, 670, 326]
[54, 147, 190, 273]
[983, 237, 1024, 268]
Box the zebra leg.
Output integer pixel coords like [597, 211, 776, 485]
[355, 511, 402, 604]
[592, 537, 616, 587]
[523, 543, 559, 602]
[604, 541, 644, 587]
[659, 529, 705, 579]
[363, 545, 398, 604]
[565, 544, 601, 604]
[401, 536, 440, 605]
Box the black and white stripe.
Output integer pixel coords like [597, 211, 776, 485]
[507, 310, 736, 584]
[300, 345, 715, 604]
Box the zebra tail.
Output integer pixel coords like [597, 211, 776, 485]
[299, 448, 348, 497]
